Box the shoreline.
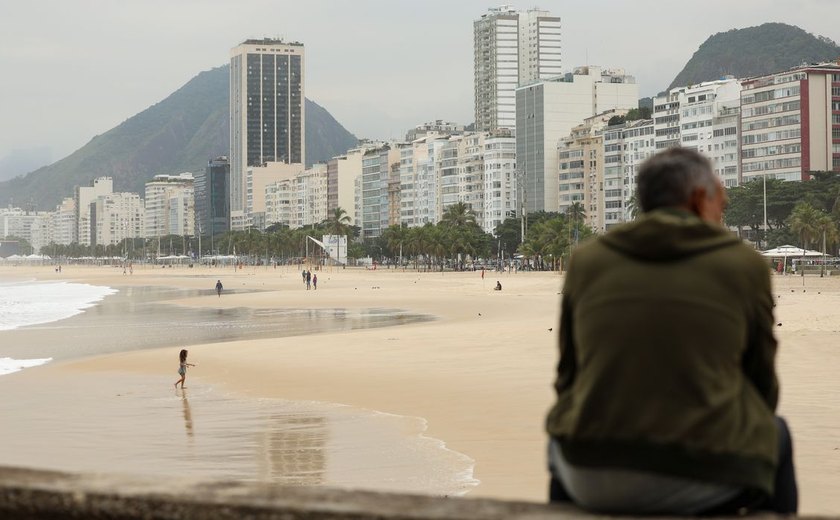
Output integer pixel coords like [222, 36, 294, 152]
[1, 265, 839, 513]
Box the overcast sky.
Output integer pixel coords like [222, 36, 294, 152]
[1, 0, 839, 166]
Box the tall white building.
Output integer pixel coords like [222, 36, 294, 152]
[517, 66, 638, 213]
[359, 145, 401, 240]
[51, 197, 77, 246]
[0, 207, 48, 252]
[264, 164, 328, 230]
[230, 38, 305, 228]
[474, 6, 561, 132]
[326, 144, 377, 227]
[75, 177, 113, 246]
[653, 78, 742, 186]
[620, 120, 656, 220]
[94, 192, 145, 246]
[400, 134, 449, 227]
[602, 119, 655, 228]
[144, 173, 194, 238]
[482, 131, 517, 232]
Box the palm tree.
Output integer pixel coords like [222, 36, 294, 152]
[441, 202, 477, 229]
[788, 202, 822, 249]
[323, 207, 352, 265]
[566, 202, 586, 246]
[626, 192, 640, 220]
[381, 224, 409, 265]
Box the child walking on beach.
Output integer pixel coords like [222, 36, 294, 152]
[174, 349, 195, 389]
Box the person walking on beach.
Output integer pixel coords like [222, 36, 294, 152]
[174, 349, 195, 389]
[312, 273, 318, 290]
[302, 269, 307, 284]
[547, 148, 797, 515]
[215, 279, 223, 297]
[305, 270, 311, 290]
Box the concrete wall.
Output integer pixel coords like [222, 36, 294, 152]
[0, 465, 577, 520]
[2, 465, 832, 519]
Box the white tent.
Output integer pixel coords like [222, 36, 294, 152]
[761, 245, 823, 257]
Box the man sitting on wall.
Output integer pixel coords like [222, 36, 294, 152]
[546, 147, 797, 515]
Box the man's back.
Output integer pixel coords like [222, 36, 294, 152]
[548, 208, 778, 492]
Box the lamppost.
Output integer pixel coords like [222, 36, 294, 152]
[514, 169, 527, 245]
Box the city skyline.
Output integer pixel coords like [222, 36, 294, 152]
[1, 0, 840, 172]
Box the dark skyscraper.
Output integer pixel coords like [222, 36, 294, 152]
[229, 39, 305, 228]
[195, 156, 230, 240]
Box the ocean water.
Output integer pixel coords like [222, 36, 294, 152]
[0, 279, 117, 375]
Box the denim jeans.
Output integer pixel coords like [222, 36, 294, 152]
[549, 416, 798, 515]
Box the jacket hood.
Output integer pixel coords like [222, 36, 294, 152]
[600, 208, 741, 261]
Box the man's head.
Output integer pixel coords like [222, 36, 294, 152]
[637, 147, 727, 224]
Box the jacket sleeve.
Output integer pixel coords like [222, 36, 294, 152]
[742, 269, 779, 410]
[555, 290, 577, 394]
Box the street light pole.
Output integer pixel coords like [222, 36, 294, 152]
[763, 174, 768, 249]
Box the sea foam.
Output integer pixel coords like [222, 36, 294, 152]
[0, 280, 117, 331]
[0, 357, 52, 376]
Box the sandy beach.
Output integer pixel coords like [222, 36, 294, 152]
[0, 263, 838, 514]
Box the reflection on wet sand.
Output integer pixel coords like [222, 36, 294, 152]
[180, 389, 194, 438]
[256, 415, 327, 485]
[0, 372, 476, 496]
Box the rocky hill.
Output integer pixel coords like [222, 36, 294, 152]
[0, 65, 358, 210]
[670, 23, 840, 89]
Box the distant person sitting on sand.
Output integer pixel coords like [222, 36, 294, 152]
[174, 349, 195, 389]
[494, 281, 502, 291]
[215, 280, 223, 297]
[547, 148, 796, 515]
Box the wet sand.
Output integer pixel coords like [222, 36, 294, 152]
[0, 265, 838, 514]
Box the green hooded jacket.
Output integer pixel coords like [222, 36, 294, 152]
[546, 208, 779, 494]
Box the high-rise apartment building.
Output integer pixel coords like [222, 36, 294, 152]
[740, 62, 840, 183]
[75, 177, 113, 246]
[326, 145, 372, 226]
[517, 66, 638, 214]
[557, 111, 622, 232]
[144, 173, 194, 238]
[654, 78, 742, 186]
[0, 207, 47, 252]
[358, 145, 401, 240]
[194, 157, 230, 238]
[93, 192, 145, 247]
[51, 197, 77, 246]
[482, 130, 517, 232]
[230, 38, 305, 228]
[602, 119, 655, 228]
[400, 135, 449, 228]
[474, 6, 561, 132]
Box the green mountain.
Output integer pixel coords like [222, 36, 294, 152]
[670, 23, 840, 89]
[0, 65, 358, 210]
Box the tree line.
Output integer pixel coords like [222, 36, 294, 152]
[724, 171, 840, 253]
[37, 203, 594, 271]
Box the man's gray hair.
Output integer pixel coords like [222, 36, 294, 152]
[636, 147, 719, 213]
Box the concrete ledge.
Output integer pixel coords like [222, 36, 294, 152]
[0, 465, 576, 519]
[0, 465, 828, 519]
